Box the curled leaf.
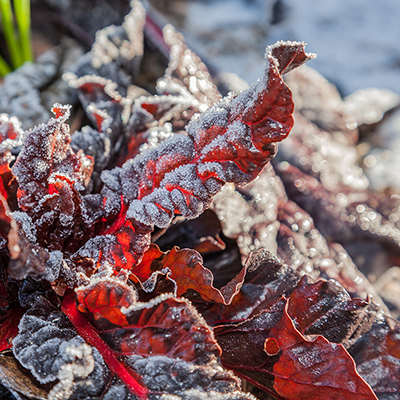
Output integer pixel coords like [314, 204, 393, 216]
[134, 244, 245, 305]
[267, 306, 377, 400]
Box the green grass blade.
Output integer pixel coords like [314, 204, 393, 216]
[13, 0, 33, 63]
[0, 52, 11, 76]
[0, 0, 23, 69]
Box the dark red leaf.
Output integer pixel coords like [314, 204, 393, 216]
[111, 294, 221, 363]
[62, 291, 149, 400]
[72, 219, 152, 277]
[349, 318, 400, 398]
[267, 306, 377, 400]
[68, 41, 314, 287]
[134, 244, 245, 305]
[287, 275, 371, 343]
[216, 299, 377, 400]
[201, 250, 301, 325]
[101, 41, 314, 233]
[12, 104, 86, 211]
[76, 276, 138, 326]
[11, 104, 97, 254]
[0, 307, 24, 351]
[64, 290, 252, 399]
[271, 40, 316, 75]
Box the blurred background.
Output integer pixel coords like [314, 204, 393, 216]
[148, 0, 400, 96]
[148, 0, 400, 195]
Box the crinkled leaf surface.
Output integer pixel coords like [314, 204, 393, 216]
[266, 306, 377, 400]
[12, 104, 96, 255]
[214, 288, 377, 399]
[349, 319, 400, 399]
[133, 244, 245, 304]
[63, 291, 255, 400]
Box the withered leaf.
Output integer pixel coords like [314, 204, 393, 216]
[0, 352, 48, 400]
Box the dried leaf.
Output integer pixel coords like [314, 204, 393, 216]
[0, 353, 48, 400]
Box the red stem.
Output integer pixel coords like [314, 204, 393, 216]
[61, 291, 149, 400]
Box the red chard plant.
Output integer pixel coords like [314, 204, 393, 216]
[0, 1, 399, 400]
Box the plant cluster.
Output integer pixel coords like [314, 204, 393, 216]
[0, 2, 399, 400]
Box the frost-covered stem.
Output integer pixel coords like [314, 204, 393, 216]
[61, 291, 150, 400]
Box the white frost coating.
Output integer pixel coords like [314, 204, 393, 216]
[64, 73, 122, 102]
[139, 124, 174, 153]
[101, 168, 122, 192]
[76, 275, 138, 307]
[126, 163, 212, 228]
[197, 162, 226, 181]
[225, 120, 254, 148]
[122, 292, 175, 314]
[12, 211, 38, 245]
[100, 41, 293, 237]
[187, 99, 230, 140]
[159, 389, 257, 400]
[127, 200, 149, 225]
[162, 164, 208, 199]
[51, 103, 71, 124]
[48, 343, 94, 400]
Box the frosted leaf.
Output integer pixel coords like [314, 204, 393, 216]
[123, 355, 255, 400]
[71, 126, 111, 190]
[13, 298, 78, 383]
[31, 250, 64, 283]
[13, 297, 108, 399]
[47, 342, 94, 400]
[12, 212, 37, 246]
[12, 103, 87, 207]
[48, 342, 107, 400]
[101, 381, 129, 400]
[87, 41, 313, 275]
[160, 24, 221, 108]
